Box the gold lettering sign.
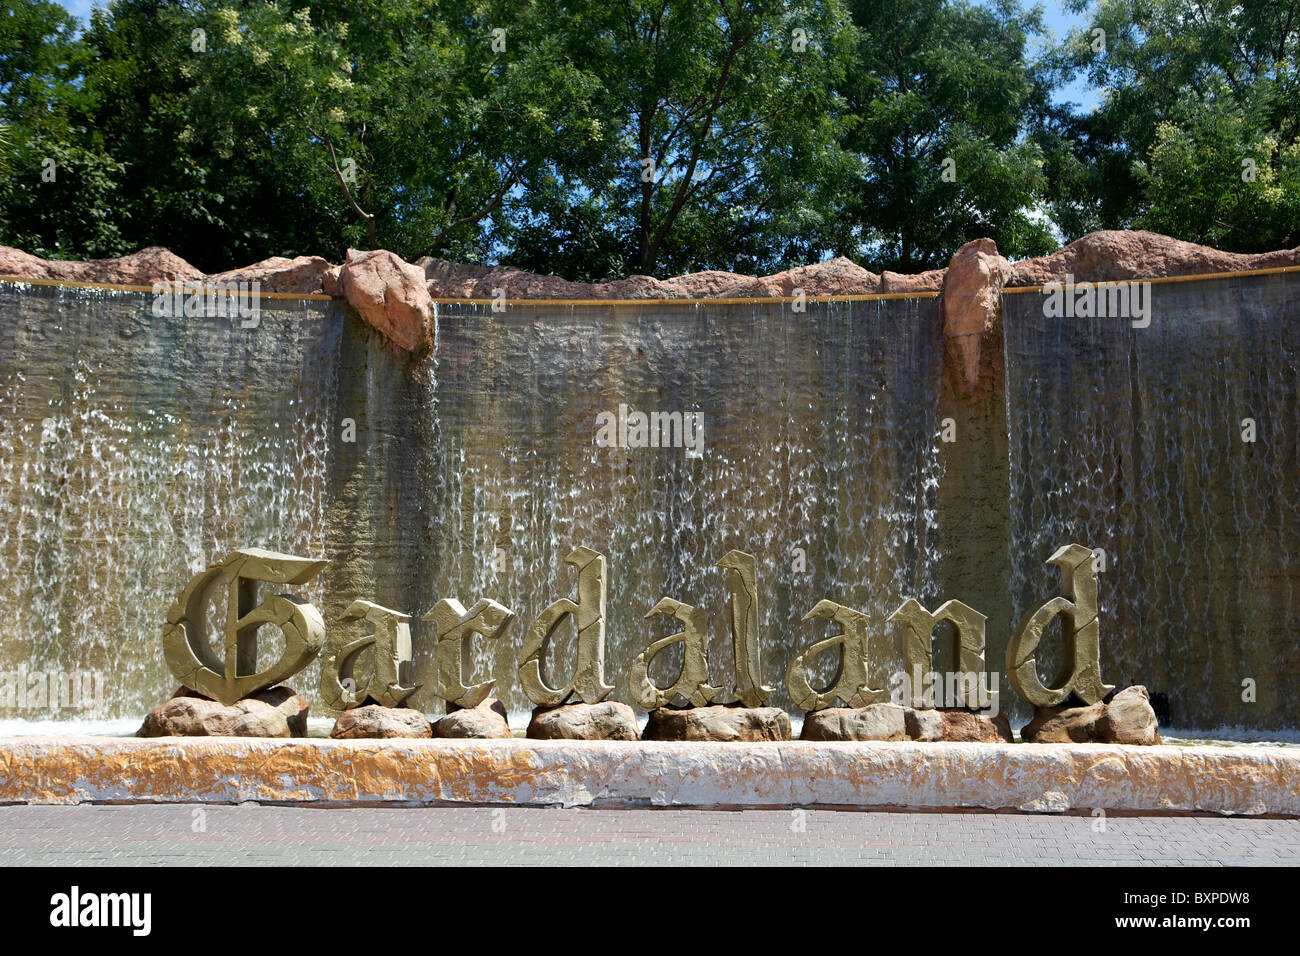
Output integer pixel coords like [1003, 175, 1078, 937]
[717, 550, 773, 708]
[320, 600, 418, 710]
[888, 598, 988, 708]
[1006, 543, 1114, 706]
[162, 548, 326, 706]
[786, 599, 884, 711]
[518, 547, 614, 706]
[629, 597, 721, 709]
[426, 597, 515, 709]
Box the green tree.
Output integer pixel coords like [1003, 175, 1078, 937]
[835, 0, 1057, 272]
[0, 0, 129, 257]
[507, 0, 857, 279]
[1045, 0, 1300, 250]
[187, 0, 606, 263]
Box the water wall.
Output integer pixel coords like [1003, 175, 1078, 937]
[0, 270, 1295, 731]
[1002, 272, 1298, 730]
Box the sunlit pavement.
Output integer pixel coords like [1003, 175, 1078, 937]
[0, 805, 1296, 865]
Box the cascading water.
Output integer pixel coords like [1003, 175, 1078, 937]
[1, 271, 1294, 733]
[0, 282, 343, 721]
[1001, 271, 1298, 732]
[424, 298, 946, 714]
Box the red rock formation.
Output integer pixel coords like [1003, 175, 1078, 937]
[1009, 229, 1300, 286]
[335, 249, 432, 352]
[0, 245, 201, 285]
[4, 229, 1297, 354]
[941, 238, 1011, 393]
[881, 268, 945, 294]
[759, 256, 883, 297]
[207, 255, 333, 294]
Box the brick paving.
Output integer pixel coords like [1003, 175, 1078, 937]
[0, 805, 1296, 865]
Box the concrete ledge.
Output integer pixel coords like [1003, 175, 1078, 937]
[0, 737, 1295, 815]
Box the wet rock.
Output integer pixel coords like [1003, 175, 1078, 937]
[643, 705, 791, 742]
[942, 238, 1011, 392]
[336, 248, 432, 351]
[937, 709, 1014, 742]
[1098, 686, 1161, 745]
[207, 255, 334, 294]
[138, 686, 308, 737]
[527, 701, 639, 740]
[1008, 230, 1300, 286]
[1021, 685, 1161, 745]
[0, 245, 202, 286]
[331, 705, 432, 739]
[801, 703, 909, 741]
[431, 698, 512, 739]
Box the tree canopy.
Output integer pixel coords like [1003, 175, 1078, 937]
[1, 0, 1297, 275]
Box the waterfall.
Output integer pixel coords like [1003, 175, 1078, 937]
[0, 282, 343, 720]
[1001, 271, 1298, 731]
[1, 271, 1294, 733]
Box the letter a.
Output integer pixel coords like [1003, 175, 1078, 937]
[630, 598, 721, 709]
[787, 600, 885, 711]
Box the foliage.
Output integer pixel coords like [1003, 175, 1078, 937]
[1, 0, 1297, 275]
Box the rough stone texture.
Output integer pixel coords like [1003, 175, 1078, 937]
[420, 255, 885, 300]
[0, 245, 202, 285]
[336, 248, 432, 351]
[1099, 686, 1162, 745]
[938, 709, 1014, 743]
[431, 698, 512, 739]
[5, 231, 1296, 307]
[331, 705, 433, 739]
[527, 702, 639, 740]
[881, 268, 946, 294]
[643, 706, 792, 742]
[207, 255, 333, 294]
[805, 705, 1013, 742]
[758, 257, 883, 297]
[137, 686, 308, 738]
[2, 738, 1296, 815]
[1008, 229, 1300, 286]
[802, 703, 909, 741]
[904, 707, 946, 741]
[1021, 685, 1161, 745]
[942, 238, 1012, 393]
[1022, 702, 1106, 743]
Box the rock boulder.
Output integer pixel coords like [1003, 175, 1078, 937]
[336, 248, 432, 351]
[643, 705, 791, 742]
[207, 255, 334, 294]
[804, 704, 1013, 742]
[138, 686, 308, 737]
[1021, 685, 1161, 745]
[527, 701, 639, 740]
[431, 698, 513, 739]
[331, 705, 433, 739]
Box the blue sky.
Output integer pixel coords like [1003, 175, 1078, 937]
[53, 0, 1099, 109]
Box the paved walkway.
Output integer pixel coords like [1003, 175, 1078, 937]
[0, 805, 1296, 865]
